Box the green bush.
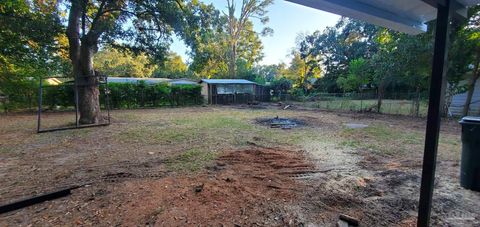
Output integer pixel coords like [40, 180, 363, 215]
[270, 78, 292, 96]
[1, 80, 203, 112]
[170, 84, 203, 106]
[0, 78, 38, 112]
[43, 83, 75, 109]
[106, 82, 202, 109]
[289, 87, 307, 101]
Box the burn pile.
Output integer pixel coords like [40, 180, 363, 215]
[256, 116, 306, 129]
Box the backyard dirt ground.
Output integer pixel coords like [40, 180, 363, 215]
[0, 105, 479, 226]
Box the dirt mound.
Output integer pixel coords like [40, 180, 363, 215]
[76, 148, 316, 226]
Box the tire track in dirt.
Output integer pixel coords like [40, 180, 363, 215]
[1, 147, 317, 226]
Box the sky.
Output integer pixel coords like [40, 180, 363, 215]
[170, 0, 340, 66]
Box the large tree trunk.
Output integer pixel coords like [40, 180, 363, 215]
[228, 42, 237, 78]
[377, 81, 385, 113]
[462, 75, 479, 116]
[74, 43, 100, 124]
[415, 85, 421, 117]
[462, 52, 480, 116]
[226, 0, 236, 79]
[66, 0, 101, 125]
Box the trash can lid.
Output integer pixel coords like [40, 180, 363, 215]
[460, 116, 480, 124]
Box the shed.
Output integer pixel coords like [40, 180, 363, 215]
[449, 80, 480, 116]
[199, 79, 269, 105]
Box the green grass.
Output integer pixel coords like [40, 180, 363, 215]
[0, 145, 12, 153]
[1, 106, 462, 191]
[340, 124, 424, 156]
[103, 108, 462, 167]
[117, 114, 254, 145]
[118, 126, 189, 144]
[303, 99, 428, 116]
[116, 109, 320, 150]
[339, 123, 461, 161]
[165, 149, 217, 172]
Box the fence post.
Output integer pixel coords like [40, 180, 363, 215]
[389, 97, 392, 115]
[412, 92, 417, 117]
[141, 86, 145, 108]
[74, 76, 79, 127]
[360, 92, 363, 112]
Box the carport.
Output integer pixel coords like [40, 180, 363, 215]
[286, 0, 479, 226]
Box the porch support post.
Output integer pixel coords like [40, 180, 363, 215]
[417, 0, 451, 226]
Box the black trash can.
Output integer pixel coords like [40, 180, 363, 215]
[459, 116, 480, 191]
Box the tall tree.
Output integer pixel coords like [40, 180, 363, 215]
[225, 0, 272, 78]
[287, 51, 321, 92]
[0, 0, 66, 111]
[301, 18, 379, 92]
[461, 6, 480, 116]
[395, 33, 433, 116]
[65, 0, 212, 124]
[235, 21, 264, 70]
[370, 29, 399, 112]
[154, 52, 188, 78]
[188, 6, 265, 79]
[336, 58, 371, 92]
[296, 33, 322, 92]
[188, 13, 229, 78]
[94, 47, 157, 78]
[447, 25, 472, 113]
[253, 64, 281, 82]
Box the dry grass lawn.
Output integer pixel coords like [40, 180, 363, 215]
[0, 106, 478, 226]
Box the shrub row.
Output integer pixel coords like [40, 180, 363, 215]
[0, 79, 39, 112]
[2, 81, 203, 112]
[106, 82, 203, 108]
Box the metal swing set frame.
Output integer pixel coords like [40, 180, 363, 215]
[36, 74, 111, 133]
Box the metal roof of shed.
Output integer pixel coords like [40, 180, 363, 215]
[170, 80, 198, 85]
[286, 0, 476, 34]
[108, 77, 171, 84]
[200, 79, 256, 84]
[108, 77, 197, 85]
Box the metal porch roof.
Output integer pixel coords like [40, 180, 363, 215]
[286, 0, 478, 34]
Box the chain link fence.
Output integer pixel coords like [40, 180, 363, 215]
[272, 92, 429, 117]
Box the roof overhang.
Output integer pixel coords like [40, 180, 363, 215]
[286, 0, 473, 34]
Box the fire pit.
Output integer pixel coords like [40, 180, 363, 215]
[255, 116, 305, 129]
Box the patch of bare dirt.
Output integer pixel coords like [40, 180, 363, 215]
[148, 148, 315, 226]
[1, 148, 317, 226]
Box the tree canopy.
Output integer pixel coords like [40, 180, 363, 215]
[0, 1, 67, 111]
[187, 0, 271, 79]
[94, 47, 156, 78]
[2, 0, 480, 117]
[153, 52, 189, 78]
[65, 0, 220, 123]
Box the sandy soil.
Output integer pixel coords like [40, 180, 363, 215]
[0, 106, 479, 226]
